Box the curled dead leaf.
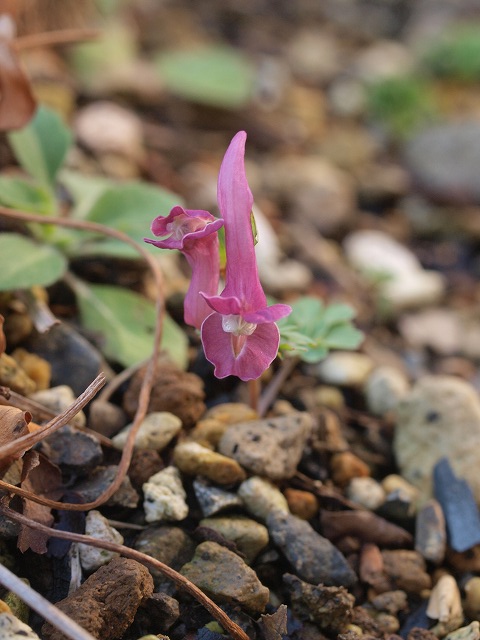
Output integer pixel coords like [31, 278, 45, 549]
[0, 405, 31, 475]
[0, 14, 36, 130]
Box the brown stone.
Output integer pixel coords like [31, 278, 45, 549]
[330, 451, 370, 487]
[382, 550, 431, 594]
[285, 488, 319, 520]
[42, 557, 153, 640]
[321, 510, 413, 547]
[128, 449, 164, 492]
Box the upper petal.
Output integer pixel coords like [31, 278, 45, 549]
[243, 303, 292, 325]
[146, 206, 223, 250]
[200, 293, 243, 316]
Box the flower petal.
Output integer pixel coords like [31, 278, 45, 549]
[243, 303, 292, 325]
[201, 313, 280, 381]
[146, 206, 223, 250]
[201, 293, 243, 316]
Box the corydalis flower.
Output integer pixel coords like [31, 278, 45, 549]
[201, 131, 291, 381]
[145, 205, 223, 330]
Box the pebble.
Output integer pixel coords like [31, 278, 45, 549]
[30, 385, 86, 427]
[41, 557, 153, 640]
[464, 578, 480, 620]
[381, 550, 431, 594]
[0, 613, 40, 639]
[433, 458, 480, 553]
[359, 543, 391, 593]
[218, 413, 313, 480]
[135, 592, 180, 634]
[88, 400, 128, 438]
[238, 476, 289, 521]
[190, 403, 258, 447]
[415, 499, 446, 565]
[180, 541, 269, 614]
[193, 479, 243, 517]
[284, 488, 319, 520]
[134, 526, 195, 589]
[427, 574, 463, 637]
[446, 622, 480, 640]
[405, 121, 480, 205]
[11, 348, 51, 391]
[352, 40, 414, 82]
[26, 322, 103, 396]
[286, 28, 344, 85]
[364, 366, 410, 416]
[370, 590, 408, 616]
[266, 510, 357, 587]
[173, 441, 246, 485]
[199, 516, 269, 564]
[142, 466, 188, 523]
[112, 412, 182, 451]
[72, 465, 139, 508]
[128, 449, 164, 492]
[37, 425, 102, 475]
[330, 451, 371, 487]
[315, 352, 374, 387]
[284, 573, 354, 633]
[321, 509, 413, 547]
[344, 230, 445, 310]
[394, 376, 480, 504]
[382, 474, 420, 504]
[0, 353, 36, 396]
[346, 477, 386, 510]
[399, 309, 462, 356]
[78, 510, 123, 572]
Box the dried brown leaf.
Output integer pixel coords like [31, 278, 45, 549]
[0, 405, 30, 451]
[258, 604, 288, 640]
[0, 14, 36, 130]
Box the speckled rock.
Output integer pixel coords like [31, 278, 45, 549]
[316, 352, 374, 387]
[394, 376, 480, 503]
[445, 621, 480, 640]
[218, 413, 313, 480]
[0, 612, 40, 639]
[238, 476, 289, 521]
[381, 550, 431, 594]
[365, 366, 410, 416]
[134, 526, 195, 588]
[173, 441, 246, 485]
[193, 479, 243, 517]
[78, 510, 123, 572]
[180, 541, 269, 613]
[267, 511, 357, 587]
[142, 466, 188, 522]
[42, 557, 153, 640]
[200, 516, 269, 564]
[112, 412, 182, 451]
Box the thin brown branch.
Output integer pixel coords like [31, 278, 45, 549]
[97, 358, 148, 403]
[0, 561, 96, 640]
[0, 206, 164, 511]
[1, 506, 250, 640]
[12, 28, 100, 51]
[258, 356, 299, 418]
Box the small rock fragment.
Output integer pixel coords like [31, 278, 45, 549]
[134, 526, 195, 588]
[72, 465, 139, 508]
[433, 458, 480, 552]
[364, 366, 409, 416]
[382, 474, 420, 504]
[78, 510, 123, 572]
[142, 466, 188, 522]
[346, 477, 386, 510]
[284, 488, 319, 520]
[136, 592, 180, 633]
[427, 574, 463, 637]
[37, 425, 102, 474]
[321, 510, 412, 547]
[112, 412, 182, 451]
[316, 352, 374, 386]
[174, 441, 246, 485]
[445, 621, 480, 640]
[11, 348, 51, 391]
[370, 590, 408, 616]
[381, 550, 431, 594]
[267, 510, 357, 587]
[123, 360, 205, 428]
[330, 451, 370, 487]
[0, 612, 40, 639]
[359, 544, 391, 593]
[193, 479, 243, 517]
[200, 516, 269, 564]
[41, 557, 153, 640]
[284, 573, 354, 632]
[89, 400, 128, 438]
[128, 449, 164, 492]
[464, 577, 480, 620]
[238, 476, 289, 521]
[415, 499, 446, 565]
[180, 541, 269, 614]
[218, 413, 313, 480]
[0, 353, 36, 395]
[30, 385, 86, 427]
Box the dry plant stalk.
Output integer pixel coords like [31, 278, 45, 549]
[1, 506, 251, 640]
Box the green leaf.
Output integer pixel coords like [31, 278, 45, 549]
[0, 176, 56, 214]
[0, 233, 67, 291]
[75, 181, 182, 258]
[155, 45, 255, 108]
[324, 323, 364, 350]
[7, 105, 72, 185]
[73, 281, 188, 368]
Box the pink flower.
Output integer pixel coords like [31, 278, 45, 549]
[145, 206, 223, 330]
[201, 131, 291, 380]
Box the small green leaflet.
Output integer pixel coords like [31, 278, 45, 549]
[0, 233, 67, 291]
[0, 176, 56, 215]
[72, 281, 188, 369]
[277, 297, 364, 363]
[8, 105, 72, 185]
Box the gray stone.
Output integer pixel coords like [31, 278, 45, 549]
[238, 476, 289, 522]
[394, 375, 480, 503]
[364, 366, 410, 416]
[193, 479, 243, 517]
[415, 499, 446, 565]
[72, 465, 139, 508]
[180, 541, 269, 614]
[266, 511, 357, 587]
[78, 510, 123, 572]
[218, 413, 313, 480]
[200, 516, 269, 564]
[37, 425, 102, 475]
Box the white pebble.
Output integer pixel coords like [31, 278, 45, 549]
[346, 477, 386, 510]
[238, 476, 289, 522]
[78, 510, 123, 572]
[143, 466, 188, 523]
[0, 612, 40, 639]
[112, 412, 182, 451]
